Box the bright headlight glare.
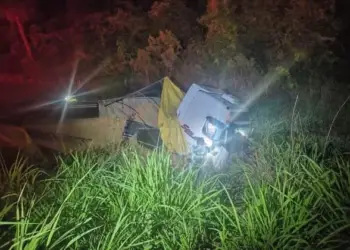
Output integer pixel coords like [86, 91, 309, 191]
[65, 95, 77, 103]
[203, 137, 213, 147]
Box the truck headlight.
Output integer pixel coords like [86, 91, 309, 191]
[64, 95, 77, 103]
[203, 137, 213, 147]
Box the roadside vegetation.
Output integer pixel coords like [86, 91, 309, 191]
[1, 0, 350, 249]
[1, 104, 350, 249]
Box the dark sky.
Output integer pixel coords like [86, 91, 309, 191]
[37, 0, 204, 17]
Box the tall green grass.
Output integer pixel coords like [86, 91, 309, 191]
[214, 138, 350, 249]
[0, 139, 349, 249]
[0, 148, 222, 249]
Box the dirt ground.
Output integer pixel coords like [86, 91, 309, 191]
[0, 117, 127, 167]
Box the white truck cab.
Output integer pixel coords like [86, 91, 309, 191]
[177, 84, 250, 169]
[177, 84, 250, 168]
[120, 81, 251, 169]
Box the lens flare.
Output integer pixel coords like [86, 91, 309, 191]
[231, 60, 295, 121]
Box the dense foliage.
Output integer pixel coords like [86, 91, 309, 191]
[1, 1, 350, 249]
[2, 0, 348, 129]
[0, 0, 342, 94]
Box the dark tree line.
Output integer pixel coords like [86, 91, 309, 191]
[0, 0, 348, 105]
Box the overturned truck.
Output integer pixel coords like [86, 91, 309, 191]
[99, 77, 252, 169]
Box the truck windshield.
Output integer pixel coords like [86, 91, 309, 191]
[202, 116, 226, 141]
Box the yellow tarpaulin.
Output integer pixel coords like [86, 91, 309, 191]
[158, 77, 188, 154]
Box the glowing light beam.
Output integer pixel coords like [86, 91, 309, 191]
[231, 60, 296, 121]
[72, 57, 112, 95]
[57, 58, 81, 133]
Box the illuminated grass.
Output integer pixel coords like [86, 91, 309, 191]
[214, 140, 350, 249]
[0, 148, 221, 249]
[0, 139, 349, 249]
